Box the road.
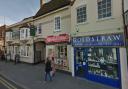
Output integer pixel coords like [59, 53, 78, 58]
[0, 82, 8, 89]
[0, 76, 23, 89]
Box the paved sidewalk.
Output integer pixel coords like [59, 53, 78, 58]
[0, 61, 118, 89]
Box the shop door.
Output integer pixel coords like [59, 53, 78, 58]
[35, 51, 41, 63]
[74, 48, 88, 78]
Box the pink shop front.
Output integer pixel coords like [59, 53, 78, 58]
[45, 34, 71, 72]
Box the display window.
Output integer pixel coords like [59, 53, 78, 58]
[55, 44, 69, 70]
[88, 47, 118, 79]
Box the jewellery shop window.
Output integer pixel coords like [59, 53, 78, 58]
[55, 45, 68, 68]
[88, 47, 118, 79]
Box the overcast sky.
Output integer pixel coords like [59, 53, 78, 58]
[124, 0, 128, 12]
[0, 0, 40, 26]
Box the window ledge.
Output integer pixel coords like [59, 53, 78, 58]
[53, 29, 62, 33]
[76, 21, 89, 26]
[36, 34, 42, 36]
[96, 17, 115, 22]
[20, 56, 29, 58]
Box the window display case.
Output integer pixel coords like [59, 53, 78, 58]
[88, 47, 118, 79]
[55, 44, 69, 71]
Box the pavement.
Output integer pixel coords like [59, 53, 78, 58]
[0, 61, 118, 89]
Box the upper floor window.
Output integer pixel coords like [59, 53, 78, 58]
[20, 28, 30, 40]
[36, 24, 42, 35]
[97, 0, 112, 19]
[6, 32, 12, 41]
[2, 31, 4, 37]
[26, 29, 28, 37]
[54, 16, 61, 31]
[77, 5, 86, 24]
[20, 29, 24, 39]
[12, 30, 20, 40]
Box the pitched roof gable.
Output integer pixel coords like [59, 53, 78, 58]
[34, 0, 71, 18]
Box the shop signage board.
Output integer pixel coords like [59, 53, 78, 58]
[72, 33, 124, 46]
[46, 34, 70, 43]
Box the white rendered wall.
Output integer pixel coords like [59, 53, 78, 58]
[71, 46, 75, 76]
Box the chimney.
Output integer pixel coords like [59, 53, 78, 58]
[40, 0, 51, 7]
[40, 0, 43, 7]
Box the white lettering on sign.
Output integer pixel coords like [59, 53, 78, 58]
[72, 34, 124, 46]
[46, 34, 69, 43]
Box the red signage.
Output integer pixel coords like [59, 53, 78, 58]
[46, 34, 70, 43]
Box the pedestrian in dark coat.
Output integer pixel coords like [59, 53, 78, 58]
[14, 53, 20, 64]
[44, 57, 52, 81]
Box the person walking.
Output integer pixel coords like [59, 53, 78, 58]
[44, 57, 52, 81]
[14, 53, 20, 64]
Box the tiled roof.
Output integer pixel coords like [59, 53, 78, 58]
[34, 0, 71, 18]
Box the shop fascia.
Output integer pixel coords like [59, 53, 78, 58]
[72, 33, 124, 46]
[46, 34, 70, 43]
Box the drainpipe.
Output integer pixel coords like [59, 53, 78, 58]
[122, 0, 126, 46]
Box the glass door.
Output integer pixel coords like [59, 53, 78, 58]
[74, 48, 88, 78]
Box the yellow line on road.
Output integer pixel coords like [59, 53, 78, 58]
[0, 79, 12, 89]
[0, 77, 17, 89]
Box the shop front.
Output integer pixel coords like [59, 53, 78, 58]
[34, 38, 46, 64]
[46, 34, 71, 72]
[72, 33, 124, 88]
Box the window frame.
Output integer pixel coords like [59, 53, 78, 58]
[54, 16, 61, 32]
[97, 0, 113, 20]
[36, 23, 42, 35]
[76, 5, 87, 24]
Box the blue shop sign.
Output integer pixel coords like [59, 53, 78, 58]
[72, 34, 124, 46]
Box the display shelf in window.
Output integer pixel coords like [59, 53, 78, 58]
[106, 62, 117, 65]
[88, 60, 100, 62]
[88, 65, 100, 68]
[87, 47, 119, 80]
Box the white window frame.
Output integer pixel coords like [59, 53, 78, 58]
[36, 23, 42, 35]
[97, 0, 113, 20]
[54, 16, 61, 32]
[76, 5, 87, 24]
[20, 28, 30, 40]
[20, 29, 25, 40]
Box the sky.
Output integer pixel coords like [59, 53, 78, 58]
[0, 0, 40, 26]
[124, 0, 128, 12]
